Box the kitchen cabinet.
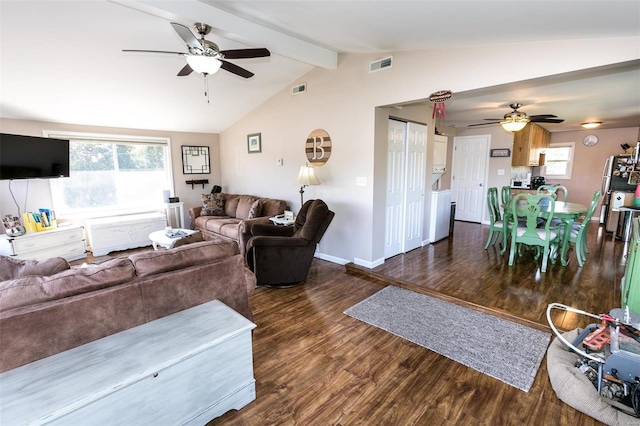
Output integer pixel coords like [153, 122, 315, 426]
[511, 123, 550, 167]
[433, 135, 447, 173]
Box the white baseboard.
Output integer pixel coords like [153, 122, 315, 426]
[353, 257, 384, 269]
[315, 252, 350, 265]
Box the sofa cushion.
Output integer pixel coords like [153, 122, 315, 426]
[0, 258, 135, 312]
[261, 199, 288, 217]
[195, 216, 240, 235]
[130, 240, 240, 278]
[0, 256, 70, 281]
[201, 193, 226, 216]
[247, 199, 263, 219]
[224, 194, 240, 217]
[236, 195, 259, 220]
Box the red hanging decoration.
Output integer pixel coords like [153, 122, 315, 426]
[429, 90, 453, 120]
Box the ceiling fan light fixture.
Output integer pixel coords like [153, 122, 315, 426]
[186, 55, 222, 75]
[582, 121, 602, 129]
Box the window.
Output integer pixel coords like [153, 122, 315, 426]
[46, 131, 173, 217]
[543, 142, 574, 180]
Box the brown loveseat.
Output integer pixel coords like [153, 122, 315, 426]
[189, 193, 288, 256]
[0, 239, 255, 373]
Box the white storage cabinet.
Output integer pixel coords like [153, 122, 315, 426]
[0, 224, 86, 261]
[87, 212, 166, 256]
[0, 300, 257, 425]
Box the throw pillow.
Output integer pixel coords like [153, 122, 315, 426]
[0, 256, 70, 281]
[247, 199, 263, 219]
[201, 193, 226, 216]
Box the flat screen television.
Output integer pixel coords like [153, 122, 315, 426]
[0, 133, 70, 179]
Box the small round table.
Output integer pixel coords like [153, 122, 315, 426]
[149, 229, 198, 250]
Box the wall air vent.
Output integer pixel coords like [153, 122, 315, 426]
[291, 83, 307, 95]
[369, 56, 393, 73]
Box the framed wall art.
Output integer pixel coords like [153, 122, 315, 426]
[182, 145, 210, 174]
[490, 148, 511, 158]
[247, 133, 262, 154]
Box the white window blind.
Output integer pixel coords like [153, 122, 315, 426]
[46, 131, 173, 217]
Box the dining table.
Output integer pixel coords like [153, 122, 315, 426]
[514, 200, 588, 266]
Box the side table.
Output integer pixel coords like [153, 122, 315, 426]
[164, 202, 185, 229]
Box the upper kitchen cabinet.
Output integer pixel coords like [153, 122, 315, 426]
[433, 135, 447, 173]
[511, 123, 550, 167]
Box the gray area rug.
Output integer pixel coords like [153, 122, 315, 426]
[344, 286, 551, 392]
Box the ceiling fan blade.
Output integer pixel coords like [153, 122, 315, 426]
[468, 122, 500, 127]
[529, 114, 558, 119]
[220, 60, 254, 78]
[483, 118, 504, 121]
[123, 49, 185, 56]
[220, 48, 271, 59]
[531, 117, 565, 123]
[177, 64, 193, 77]
[170, 22, 202, 51]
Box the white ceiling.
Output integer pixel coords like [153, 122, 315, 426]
[1, 1, 639, 134]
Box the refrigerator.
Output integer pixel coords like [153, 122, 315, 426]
[601, 155, 639, 232]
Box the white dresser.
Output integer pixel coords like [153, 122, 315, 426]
[87, 212, 167, 256]
[0, 224, 86, 261]
[0, 300, 257, 425]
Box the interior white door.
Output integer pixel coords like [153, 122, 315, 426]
[451, 135, 489, 223]
[403, 122, 426, 252]
[385, 119, 406, 258]
[385, 119, 427, 258]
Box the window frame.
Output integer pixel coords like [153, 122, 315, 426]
[543, 141, 575, 180]
[44, 130, 174, 219]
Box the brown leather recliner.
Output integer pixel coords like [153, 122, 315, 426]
[246, 199, 334, 287]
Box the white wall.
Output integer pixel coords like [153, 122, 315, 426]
[218, 37, 640, 266]
[0, 118, 221, 229]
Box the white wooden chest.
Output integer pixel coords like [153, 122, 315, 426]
[87, 212, 166, 256]
[0, 300, 257, 425]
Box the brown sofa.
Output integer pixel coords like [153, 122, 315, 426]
[189, 193, 288, 256]
[0, 239, 256, 373]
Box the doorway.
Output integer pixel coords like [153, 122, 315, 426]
[451, 135, 490, 223]
[385, 118, 427, 258]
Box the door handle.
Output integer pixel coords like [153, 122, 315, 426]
[479, 183, 483, 187]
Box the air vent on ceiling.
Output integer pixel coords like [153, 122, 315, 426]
[369, 56, 393, 73]
[291, 83, 307, 95]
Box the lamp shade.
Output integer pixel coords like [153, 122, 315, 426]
[500, 109, 529, 132]
[186, 55, 222, 75]
[501, 120, 528, 132]
[297, 165, 320, 186]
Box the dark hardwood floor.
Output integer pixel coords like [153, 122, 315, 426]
[201, 220, 627, 425]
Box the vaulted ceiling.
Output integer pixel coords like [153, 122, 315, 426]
[1, 1, 638, 133]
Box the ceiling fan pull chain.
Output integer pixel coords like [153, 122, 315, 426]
[203, 74, 210, 104]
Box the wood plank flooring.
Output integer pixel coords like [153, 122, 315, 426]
[204, 220, 628, 425]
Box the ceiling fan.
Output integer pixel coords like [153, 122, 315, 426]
[469, 103, 564, 131]
[123, 22, 270, 79]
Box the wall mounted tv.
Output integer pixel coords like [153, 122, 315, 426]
[0, 133, 70, 180]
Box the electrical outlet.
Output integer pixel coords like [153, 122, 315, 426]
[356, 177, 367, 186]
[498, 169, 505, 175]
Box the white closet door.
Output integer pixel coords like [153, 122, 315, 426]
[403, 122, 426, 252]
[385, 119, 406, 258]
[385, 119, 427, 259]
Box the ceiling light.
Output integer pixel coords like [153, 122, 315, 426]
[501, 111, 530, 132]
[582, 122, 602, 129]
[185, 55, 222, 75]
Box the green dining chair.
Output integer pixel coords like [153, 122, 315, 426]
[562, 189, 601, 267]
[484, 187, 508, 250]
[536, 184, 568, 202]
[508, 193, 558, 272]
